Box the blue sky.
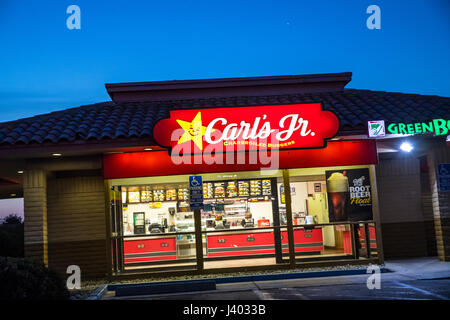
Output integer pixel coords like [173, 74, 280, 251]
[0, 0, 449, 122]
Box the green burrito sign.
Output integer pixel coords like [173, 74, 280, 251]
[368, 119, 450, 138]
[388, 119, 450, 135]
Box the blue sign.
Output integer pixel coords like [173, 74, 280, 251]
[189, 175, 204, 210]
[437, 163, 450, 192]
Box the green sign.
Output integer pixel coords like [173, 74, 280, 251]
[387, 119, 450, 136]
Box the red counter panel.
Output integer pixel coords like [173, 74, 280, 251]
[123, 228, 326, 262]
[343, 226, 377, 254]
[124, 237, 177, 264]
[360, 226, 377, 249]
[281, 229, 324, 253]
[207, 228, 324, 257]
[207, 231, 275, 257]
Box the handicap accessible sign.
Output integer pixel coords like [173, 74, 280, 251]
[437, 163, 450, 192]
[189, 175, 204, 210]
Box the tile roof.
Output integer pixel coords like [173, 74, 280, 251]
[0, 89, 448, 146]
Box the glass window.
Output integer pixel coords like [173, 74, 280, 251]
[284, 165, 375, 261]
[109, 165, 377, 272]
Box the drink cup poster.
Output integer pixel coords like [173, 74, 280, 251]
[325, 168, 373, 222]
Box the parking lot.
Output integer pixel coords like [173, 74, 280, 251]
[104, 258, 450, 300]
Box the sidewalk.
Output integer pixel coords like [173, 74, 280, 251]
[384, 257, 450, 280]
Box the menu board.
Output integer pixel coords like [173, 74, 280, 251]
[153, 189, 165, 202]
[140, 188, 153, 202]
[126, 180, 271, 204]
[226, 181, 238, 198]
[128, 191, 140, 203]
[214, 182, 225, 198]
[203, 182, 214, 199]
[238, 181, 249, 197]
[250, 180, 261, 196]
[262, 179, 271, 196]
[178, 188, 189, 201]
[166, 188, 177, 201]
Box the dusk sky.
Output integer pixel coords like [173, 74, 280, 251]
[0, 199, 23, 221]
[0, 0, 449, 123]
[0, 1, 449, 219]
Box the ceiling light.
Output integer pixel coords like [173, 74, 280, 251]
[52, 153, 62, 157]
[17, 170, 24, 174]
[144, 148, 153, 151]
[400, 142, 413, 152]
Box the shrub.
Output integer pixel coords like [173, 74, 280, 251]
[2, 214, 23, 225]
[0, 223, 24, 257]
[0, 214, 24, 257]
[0, 257, 70, 300]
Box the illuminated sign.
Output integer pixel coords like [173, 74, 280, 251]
[152, 104, 339, 154]
[368, 120, 385, 138]
[368, 119, 450, 137]
[387, 119, 449, 136]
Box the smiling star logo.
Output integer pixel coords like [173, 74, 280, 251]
[176, 111, 214, 150]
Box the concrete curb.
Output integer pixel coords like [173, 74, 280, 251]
[114, 279, 216, 297]
[106, 267, 389, 297]
[87, 284, 108, 300]
[214, 267, 389, 284]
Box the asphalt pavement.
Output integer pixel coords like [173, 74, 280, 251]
[103, 257, 450, 300]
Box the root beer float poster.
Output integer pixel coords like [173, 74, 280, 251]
[325, 168, 373, 222]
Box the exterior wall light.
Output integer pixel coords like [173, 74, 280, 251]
[400, 142, 413, 152]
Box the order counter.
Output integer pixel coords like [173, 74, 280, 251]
[342, 225, 377, 254]
[123, 235, 177, 264]
[206, 228, 324, 257]
[123, 227, 325, 264]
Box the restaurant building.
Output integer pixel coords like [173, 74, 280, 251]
[0, 72, 448, 279]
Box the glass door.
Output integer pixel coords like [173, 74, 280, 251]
[114, 180, 198, 272]
[110, 186, 124, 273]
